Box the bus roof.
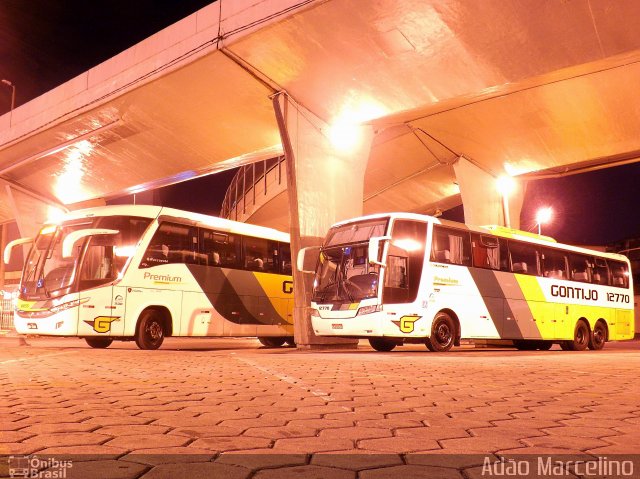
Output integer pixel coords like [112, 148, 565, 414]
[329, 212, 629, 263]
[47, 205, 290, 242]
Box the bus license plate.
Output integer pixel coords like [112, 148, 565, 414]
[332, 323, 343, 330]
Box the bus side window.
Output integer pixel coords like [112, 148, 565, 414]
[569, 254, 590, 283]
[609, 260, 629, 288]
[508, 241, 539, 276]
[591, 257, 609, 285]
[279, 243, 292, 275]
[541, 248, 567, 279]
[142, 222, 198, 267]
[430, 225, 470, 266]
[471, 234, 499, 270]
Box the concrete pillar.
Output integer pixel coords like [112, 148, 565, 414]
[5, 185, 53, 253]
[272, 93, 374, 349]
[453, 157, 525, 229]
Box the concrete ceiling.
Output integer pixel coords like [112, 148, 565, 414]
[1, 0, 640, 227]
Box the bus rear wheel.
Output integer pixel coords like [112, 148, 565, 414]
[567, 320, 589, 351]
[135, 310, 165, 350]
[426, 312, 455, 352]
[369, 338, 397, 352]
[258, 337, 286, 348]
[588, 321, 606, 350]
[85, 337, 113, 349]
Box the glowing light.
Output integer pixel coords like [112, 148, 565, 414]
[328, 120, 361, 152]
[46, 206, 66, 224]
[54, 140, 93, 204]
[496, 175, 516, 196]
[535, 207, 553, 235]
[392, 238, 423, 252]
[40, 225, 57, 235]
[536, 207, 553, 225]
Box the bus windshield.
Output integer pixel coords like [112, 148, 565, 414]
[313, 218, 388, 303]
[21, 216, 151, 299]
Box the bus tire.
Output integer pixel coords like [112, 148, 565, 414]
[135, 310, 166, 350]
[536, 341, 553, 350]
[258, 337, 286, 348]
[85, 337, 113, 349]
[427, 312, 455, 352]
[588, 321, 607, 350]
[567, 320, 589, 351]
[513, 340, 537, 351]
[369, 338, 396, 352]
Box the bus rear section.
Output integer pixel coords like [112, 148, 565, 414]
[306, 213, 634, 352]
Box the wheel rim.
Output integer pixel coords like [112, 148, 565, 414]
[435, 321, 452, 346]
[576, 324, 588, 347]
[147, 321, 163, 341]
[593, 325, 605, 347]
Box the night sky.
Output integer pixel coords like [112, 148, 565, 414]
[2, 1, 639, 246]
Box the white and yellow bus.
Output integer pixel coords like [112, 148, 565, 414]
[4, 205, 294, 349]
[300, 213, 634, 352]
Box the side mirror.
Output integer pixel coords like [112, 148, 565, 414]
[368, 236, 391, 267]
[62, 229, 119, 258]
[296, 246, 320, 274]
[4, 237, 34, 265]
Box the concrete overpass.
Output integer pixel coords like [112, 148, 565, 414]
[1, 0, 640, 345]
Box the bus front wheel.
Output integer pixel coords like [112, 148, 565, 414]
[258, 337, 286, 348]
[85, 337, 113, 349]
[426, 313, 455, 352]
[369, 338, 397, 352]
[135, 310, 165, 350]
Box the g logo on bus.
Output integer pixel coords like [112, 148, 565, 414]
[282, 280, 293, 294]
[392, 315, 422, 334]
[84, 316, 120, 333]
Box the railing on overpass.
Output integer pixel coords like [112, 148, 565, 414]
[220, 156, 286, 222]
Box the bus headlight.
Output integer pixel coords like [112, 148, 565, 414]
[357, 305, 382, 316]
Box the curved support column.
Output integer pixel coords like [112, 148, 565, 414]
[272, 92, 374, 349]
[453, 157, 526, 229]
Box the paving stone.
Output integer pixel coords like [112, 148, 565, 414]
[121, 447, 215, 464]
[358, 437, 440, 453]
[273, 437, 354, 453]
[540, 426, 617, 438]
[0, 430, 35, 442]
[190, 436, 272, 452]
[395, 426, 470, 441]
[95, 425, 172, 436]
[168, 425, 245, 438]
[34, 444, 129, 459]
[311, 451, 403, 471]
[319, 427, 392, 441]
[242, 425, 318, 439]
[21, 423, 99, 434]
[23, 432, 111, 447]
[105, 434, 190, 450]
[253, 464, 355, 479]
[139, 462, 252, 479]
[216, 452, 307, 470]
[520, 435, 609, 450]
[56, 459, 148, 479]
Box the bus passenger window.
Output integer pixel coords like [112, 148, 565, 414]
[471, 234, 499, 270]
[279, 243, 292, 275]
[591, 257, 609, 285]
[430, 225, 471, 266]
[609, 260, 629, 288]
[569, 254, 591, 283]
[541, 248, 567, 279]
[508, 241, 539, 276]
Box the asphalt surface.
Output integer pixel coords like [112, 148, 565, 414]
[1, 335, 639, 478]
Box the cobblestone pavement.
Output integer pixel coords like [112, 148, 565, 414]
[1, 337, 639, 478]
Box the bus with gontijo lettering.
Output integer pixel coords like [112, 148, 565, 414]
[298, 213, 634, 351]
[4, 205, 294, 349]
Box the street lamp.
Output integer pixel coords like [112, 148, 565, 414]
[535, 207, 553, 235]
[1, 79, 16, 125]
[496, 175, 516, 228]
